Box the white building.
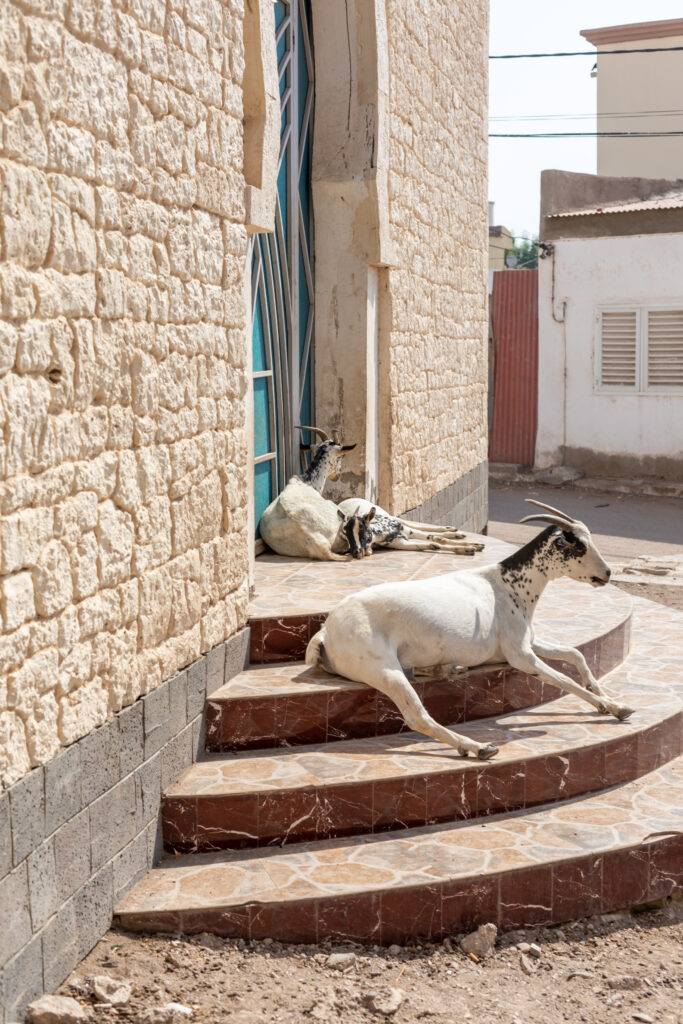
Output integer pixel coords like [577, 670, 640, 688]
[536, 170, 683, 480]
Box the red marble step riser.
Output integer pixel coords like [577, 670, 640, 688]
[249, 614, 326, 664]
[249, 614, 630, 666]
[163, 715, 680, 852]
[206, 619, 630, 752]
[116, 834, 683, 943]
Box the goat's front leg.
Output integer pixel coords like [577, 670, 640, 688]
[311, 536, 352, 562]
[507, 647, 633, 721]
[372, 667, 499, 759]
[531, 639, 608, 698]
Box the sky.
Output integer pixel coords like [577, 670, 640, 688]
[488, 0, 683, 242]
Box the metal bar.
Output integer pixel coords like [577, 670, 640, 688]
[257, 242, 281, 473]
[262, 233, 289, 491]
[287, 9, 300, 477]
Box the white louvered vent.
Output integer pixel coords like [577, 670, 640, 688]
[599, 310, 638, 389]
[646, 309, 683, 389]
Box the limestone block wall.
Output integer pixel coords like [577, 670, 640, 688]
[0, 0, 250, 790]
[382, 0, 489, 515]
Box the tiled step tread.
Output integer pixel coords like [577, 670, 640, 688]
[249, 538, 512, 620]
[164, 615, 682, 849]
[115, 757, 683, 942]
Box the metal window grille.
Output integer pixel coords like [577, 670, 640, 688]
[251, 0, 315, 536]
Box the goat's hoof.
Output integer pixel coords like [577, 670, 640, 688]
[477, 744, 499, 760]
[616, 705, 634, 721]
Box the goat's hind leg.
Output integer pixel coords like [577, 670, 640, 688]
[388, 536, 482, 556]
[397, 517, 466, 539]
[371, 665, 498, 759]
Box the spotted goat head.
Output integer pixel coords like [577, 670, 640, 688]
[520, 499, 612, 588]
[337, 505, 376, 559]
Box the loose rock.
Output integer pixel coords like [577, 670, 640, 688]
[460, 923, 497, 960]
[140, 1005, 193, 1024]
[632, 1015, 654, 1023]
[519, 953, 537, 975]
[362, 987, 406, 1016]
[26, 995, 89, 1024]
[194, 933, 223, 950]
[326, 952, 356, 972]
[607, 975, 643, 991]
[527, 943, 542, 959]
[90, 976, 133, 1006]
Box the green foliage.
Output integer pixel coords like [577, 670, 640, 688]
[508, 233, 539, 270]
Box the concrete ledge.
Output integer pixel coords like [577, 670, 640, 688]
[0, 627, 250, 1024]
[403, 460, 488, 534]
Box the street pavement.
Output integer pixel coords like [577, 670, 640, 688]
[488, 483, 682, 561]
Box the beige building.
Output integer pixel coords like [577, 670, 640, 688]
[488, 224, 515, 270]
[581, 18, 683, 179]
[0, 0, 489, 1014]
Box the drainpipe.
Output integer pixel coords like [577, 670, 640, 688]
[546, 243, 568, 463]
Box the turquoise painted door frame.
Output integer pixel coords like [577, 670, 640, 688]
[251, 0, 314, 536]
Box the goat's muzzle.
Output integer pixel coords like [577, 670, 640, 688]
[590, 570, 611, 587]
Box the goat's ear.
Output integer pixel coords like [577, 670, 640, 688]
[340, 443, 356, 452]
[364, 507, 376, 523]
[337, 507, 346, 521]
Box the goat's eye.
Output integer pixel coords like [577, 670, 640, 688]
[555, 535, 570, 550]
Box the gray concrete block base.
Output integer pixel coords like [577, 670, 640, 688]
[0, 627, 250, 1024]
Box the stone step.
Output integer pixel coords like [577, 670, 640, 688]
[164, 605, 681, 851]
[209, 610, 632, 751]
[115, 755, 683, 943]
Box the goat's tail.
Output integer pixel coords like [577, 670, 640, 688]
[305, 629, 335, 673]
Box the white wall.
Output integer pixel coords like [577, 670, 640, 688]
[537, 232, 683, 471]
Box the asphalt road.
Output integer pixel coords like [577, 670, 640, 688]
[488, 483, 682, 561]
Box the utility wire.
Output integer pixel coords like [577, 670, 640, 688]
[490, 108, 683, 122]
[490, 45, 683, 59]
[490, 130, 683, 138]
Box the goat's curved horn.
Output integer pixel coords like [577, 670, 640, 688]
[524, 498, 574, 522]
[519, 514, 572, 528]
[295, 425, 330, 442]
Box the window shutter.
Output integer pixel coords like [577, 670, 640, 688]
[599, 310, 638, 388]
[646, 309, 683, 389]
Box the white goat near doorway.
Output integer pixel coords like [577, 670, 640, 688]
[259, 427, 370, 561]
[337, 497, 484, 556]
[306, 499, 634, 758]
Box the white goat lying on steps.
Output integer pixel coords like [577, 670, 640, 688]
[337, 497, 484, 556]
[306, 499, 634, 758]
[259, 426, 365, 561]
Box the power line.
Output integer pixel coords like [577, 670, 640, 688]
[490, 108, 683, 122]
[490, 130, 683, 138]
[490, 45, 683, 59]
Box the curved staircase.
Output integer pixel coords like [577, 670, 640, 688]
[115, 538, 683, 943]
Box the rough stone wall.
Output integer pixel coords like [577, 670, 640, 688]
[384, 0, 489, 514]
[0, 0, 250, 790]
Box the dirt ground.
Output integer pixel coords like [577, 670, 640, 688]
[59, 901, 682, 1024]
